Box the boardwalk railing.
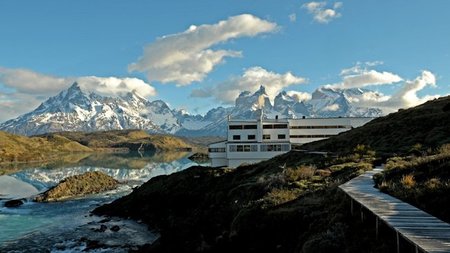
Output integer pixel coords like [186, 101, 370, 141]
[339, 169, 450, 253]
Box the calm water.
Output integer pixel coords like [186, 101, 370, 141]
[0, 151, 205, 252]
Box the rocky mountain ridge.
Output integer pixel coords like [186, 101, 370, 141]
[0, 83, 383, 136]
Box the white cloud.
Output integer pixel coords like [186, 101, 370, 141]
[382, 70, 438, 111]
[0, 67, 156, 122]
[323, 103, 340, 111]
[191, 66, 306, 104]
[302, 1, 343, 24]
[289, 13, 297, 22]
[0, 67, 67, 94]
[341, 70, 403, 88]
[129, 14, 278, 86]
[286, 91, 312, 101]
[327, 62, 403, 89]
[76, 76, 156, 98]
[337, 70, 441, 113]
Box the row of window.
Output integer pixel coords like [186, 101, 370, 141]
[229, 124, 349, 130]
[263, 134, 285, 140]
[290, 134, 335, 138]
[260, 144, 290, 152]
[229, 124, 289, 130]
[208, 148, 226, 153]
[263, 124, 288, 129]
[233, 134, 286, 140]
[233, 135, 255, 140]
[229, 145, 258, 152]
[229, 124, 258, 130]
[290, 125, 350, 129]
[228, 144, 290, 152]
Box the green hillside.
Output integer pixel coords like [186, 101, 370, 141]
[40, 130, 203, 152]
[0, 131, 92, 163]
[303, 96, 450, 155]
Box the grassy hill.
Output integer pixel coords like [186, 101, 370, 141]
[0, 131, 92, 164]
[40, 130, 203, 152]
[303, 96, 450, 155]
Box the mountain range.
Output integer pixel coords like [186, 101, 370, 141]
[0, 83, 383, 136]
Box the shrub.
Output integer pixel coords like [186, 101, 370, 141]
[424, 178, 442, 190]
[263, 188, 302, 207]
[400, 174, 416, 188]
[283, 165, 316, 181]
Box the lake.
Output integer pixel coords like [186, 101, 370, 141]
[0, 151, 205, 252]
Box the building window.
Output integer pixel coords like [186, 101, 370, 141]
[290, 125, 350, 129]
[248, 135, 256, 140]
[229, 124, 258, 130]
[208, 148, 226, 152]
[263, 124, 288, 129]
[278, 134, 286, 139]
[263, 134, 271, 140]
[229, 144, 258, 152]
[233, 135, 241, 140]
[290, 134, 335, 138]
[260, 144, 290, 152]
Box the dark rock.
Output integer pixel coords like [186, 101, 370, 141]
[99, 218, 111, 223]
[4, 199, 25, 208]
[110, 225, 120, 232]
[82, 240, 102, 251]
[188, 152, 210, 163]
[98, 224, 108, 232]
[34, 171, 118, 202]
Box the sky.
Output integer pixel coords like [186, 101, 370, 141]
[1, 0, 450, 122]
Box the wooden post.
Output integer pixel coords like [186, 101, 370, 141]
[375, 217, 379, 239]
[396, 231, 400, 253]
[360, 206, 364, 222]
[351, 199, 354, 216]
[415, 245, 419, 253]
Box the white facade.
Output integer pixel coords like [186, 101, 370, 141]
[208, 116, 374, 168]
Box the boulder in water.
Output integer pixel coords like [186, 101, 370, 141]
[4, 199, 25, 208]
[34, 171, 118, 202]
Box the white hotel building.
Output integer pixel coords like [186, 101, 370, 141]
[208, 116, 374, 167]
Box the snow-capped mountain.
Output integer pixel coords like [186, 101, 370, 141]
[0, 83, 182, 135]
[0, 83, 383, 137]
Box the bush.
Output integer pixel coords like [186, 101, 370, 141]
[400, 174, 416, 189]
[283, 165, 316, 181]
[263, 188, 302, 207]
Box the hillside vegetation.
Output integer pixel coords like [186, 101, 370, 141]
[373, 144, 450, 223]
[0, 131, 92, 163]
[304, 96, 450, 155]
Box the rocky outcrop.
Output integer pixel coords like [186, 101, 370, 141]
[35, 171, 118, 202]
[4, 199, 25, 207]
[188, 152, 209, 163]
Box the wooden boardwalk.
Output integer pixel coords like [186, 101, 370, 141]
[339, 169, 450, 253]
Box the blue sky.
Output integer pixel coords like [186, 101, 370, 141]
[1, 0, 449, 121]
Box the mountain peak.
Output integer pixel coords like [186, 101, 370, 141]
[255, 85, 267, 95]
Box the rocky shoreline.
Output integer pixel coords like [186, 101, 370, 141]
[34, 171, 119, 202]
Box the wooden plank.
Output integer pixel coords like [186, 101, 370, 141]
[339, 170, 450, 253]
